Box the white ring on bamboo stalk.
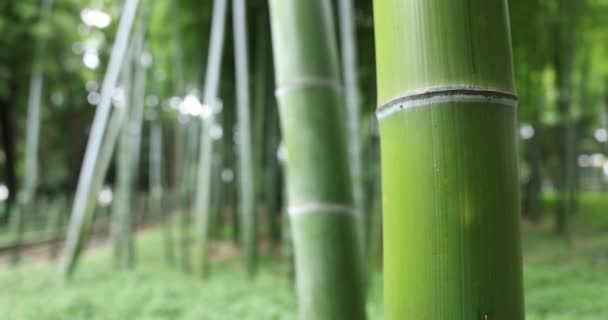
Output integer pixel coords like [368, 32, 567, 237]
[275, 77, 342, 98]
[376, 87, 518, 120]
[288, 203, 355, 217]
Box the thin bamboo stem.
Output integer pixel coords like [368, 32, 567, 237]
[150, 119, 176, 264]
[193, 0, 227, 277]
[10, 0, 54, 266]
[63, 0, 139, 277]
[337, 0, 366, 264]
[233, 0, 256, 277]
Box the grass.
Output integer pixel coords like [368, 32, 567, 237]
[2, 193, 608, 319]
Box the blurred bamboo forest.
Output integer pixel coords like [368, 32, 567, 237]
[1, 0, 608, 319]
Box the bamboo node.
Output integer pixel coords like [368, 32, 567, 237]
[288, 203, 354, 217]
[376, 87, 518, 120]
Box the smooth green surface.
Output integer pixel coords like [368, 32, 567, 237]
[290, 214, 365, 320]
[233, 0, 256, 277]
[269, 0, 366, 318]
[380, 103, 523, 318]
[374, 0, 523, 318]
[374, 0, 516, 105]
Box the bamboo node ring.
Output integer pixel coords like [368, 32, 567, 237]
[275, 77, 343, 98]
[288, 203, 355, 217]
[376, 87, 518, 120]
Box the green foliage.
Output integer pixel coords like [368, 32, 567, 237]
[2, 227, 608, 319]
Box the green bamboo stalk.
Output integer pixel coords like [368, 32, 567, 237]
[23, 0, 53, 205]
[233, 0, 256, 277]
[253, 11, 268, 200]
[374, 0, 524, 318]
[337, 0, 366, 263]
[112, 48, 136, 269]
[116, 16, 151, 269]
[63, 0, 139, 277]
[170, 0, 187, 248]
[10, 0, 54, 266]
[117, 123, 135, 269]
[150, 118, 176, 264]
[192, 0, 227, 277]
[176, 117, 194, 272]
[209, 134, 224, 240]
[268, 1, 366, 318]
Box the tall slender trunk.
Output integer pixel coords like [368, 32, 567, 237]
[112, 45, 135, 268]
[554, 37, 575, 235]
[338, 0, 366, 263]
[268, 1, 366, 318]
[253, 10, 268, 200]
[9, 0, 54, 265]
[23, 0, 53, 207]
[233, 0, 256, 277]
[193, 0, 227, 276]
[62, 0, 139, 277]
[114, 91, 136, 268]
[374, 1, 524, 318]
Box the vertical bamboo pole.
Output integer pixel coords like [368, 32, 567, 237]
[268, 1, 366, 318]
[233, 0, 256, 277]
[337, 0, 366, 261]
[150, 118, 176, 264]
[253, 11, 268, 203]
[193, 0, 227, 276]
[170, 1, 191, 272]
[10, 0, 54, 266]
[63, 0, 139, 277]
[114, 93, 135, 268]
[111, 48, 135, 268]
[23, 0, 53, 208]
[374, 0, 524, 318]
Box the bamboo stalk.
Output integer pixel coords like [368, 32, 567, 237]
[111, 46, 135, 269]
[374, 1, 524, 318]
[193, 0, 227, 276]
[63, 0, 139, 277]
[23, 0, 53, 205]
[150, 118, 176, 265]
[233, 0, 256, 277]
[268, 0, 366, 318]
[10, 0, 54, 266]
[253, 11, 269, 201]
[178, 117, 197, 272]
[337, 0, 366, 263]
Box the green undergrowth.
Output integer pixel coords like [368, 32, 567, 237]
[1, 224, 608, 319]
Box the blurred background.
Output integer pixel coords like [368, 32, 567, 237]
[1, 0, 608, 319]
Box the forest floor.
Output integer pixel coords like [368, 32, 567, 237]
[1, 220, 608, 319]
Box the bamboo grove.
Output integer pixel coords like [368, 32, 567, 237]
[1, 0, 608, 319]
